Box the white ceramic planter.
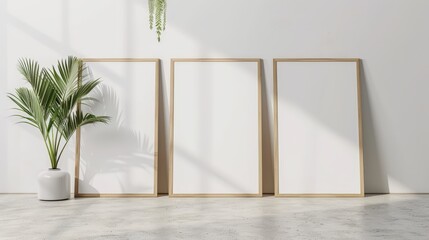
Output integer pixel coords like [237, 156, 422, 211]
[37, 169, 70, 201]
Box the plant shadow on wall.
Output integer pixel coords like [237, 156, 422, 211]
[78, 75, 155, 195]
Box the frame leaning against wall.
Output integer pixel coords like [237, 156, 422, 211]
[74, 58, 160, 198]
[273, 58, 364, 198]
[169, 58, 263, 197]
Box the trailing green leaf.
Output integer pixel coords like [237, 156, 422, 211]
[148, 0, 154, 29]
[163, 0, 166, 31]
[148, 0, 167, 42]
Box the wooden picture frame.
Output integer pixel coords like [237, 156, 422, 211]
[74, 58, 160, 198]
[274, 58, 364, 197]
[169, 58, 263, 197]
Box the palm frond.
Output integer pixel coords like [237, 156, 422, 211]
[17, 59, 57, 116]
[8, 56, 109, 169]
[60, 111, 109, 140]
[8, 88, 48, 137]
[45, 57, 80, 103]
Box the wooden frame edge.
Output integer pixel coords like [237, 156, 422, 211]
[81, 58, 160, 62]
[257, 59, 263, 196]
[169, 194, 262, 198]
[168, 58, 175, 196]
[169, 58, 263, 197]
[273, 59, 280, 196]
[275, 193, 365, 198]
[274, 58, 360, 62]
[73, 61, 83, 197]
[273, 58, 364, 198]
[356, 59, 365, 196]
[74, 58, 160, 198]
[75, 193, 158, 198]
[171, 58, 261, 62]
[154, 59, 160, 196]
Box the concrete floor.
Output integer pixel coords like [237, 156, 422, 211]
[0, 194, 428, 240]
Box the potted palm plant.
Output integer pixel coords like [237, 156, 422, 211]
[8, 56, 109, 200]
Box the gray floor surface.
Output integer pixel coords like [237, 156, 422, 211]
[0, 194, 428, 240]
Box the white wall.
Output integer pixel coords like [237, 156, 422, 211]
[1, 0, 428, 193]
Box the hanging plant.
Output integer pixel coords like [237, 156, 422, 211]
[148, 0, 167, 42]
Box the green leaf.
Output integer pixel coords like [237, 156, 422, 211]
[148, 0, 167, 42]
[148, 0, 155, 29]
[8, 56, 110, 168]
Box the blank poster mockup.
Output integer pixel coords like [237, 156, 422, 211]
[75, 59, 159, 197]
[170, 59, 262, 197]
[274, 59, 364, 197]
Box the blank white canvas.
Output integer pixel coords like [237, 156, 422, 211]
[276, 61, 362, 195]
[172, 61, 260, 195]
[78, 61, 157, 194]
